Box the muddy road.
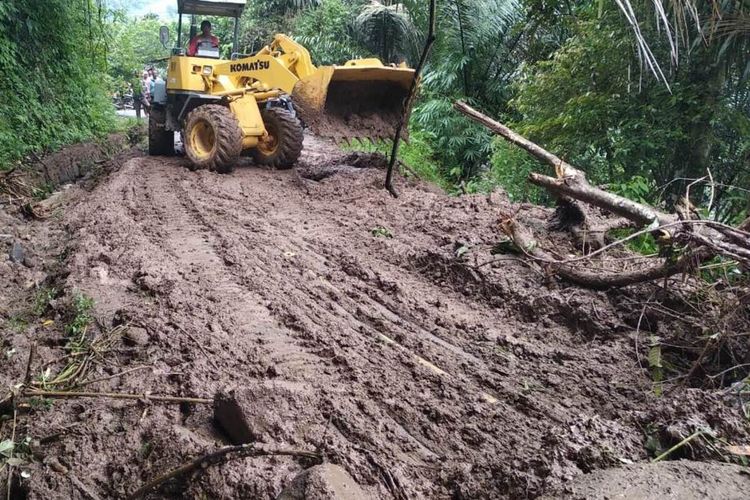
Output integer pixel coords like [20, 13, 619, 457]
[2, 136, 748, 499]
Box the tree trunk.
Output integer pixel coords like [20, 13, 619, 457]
[665, 54, 726, 205]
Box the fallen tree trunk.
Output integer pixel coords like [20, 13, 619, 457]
[527, 172, 672, 228]
[454, 100, 671, 229]
[453, 100, 750, 287]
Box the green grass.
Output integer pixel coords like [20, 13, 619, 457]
[112, 116, 142, 133]
[343, 130, 450, 191]
[33, 286, 57, 316]
[371, 226, 393, 238]
[65, 291, 94, 339]
[4, 316, 28, 333]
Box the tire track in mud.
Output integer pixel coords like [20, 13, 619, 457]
[162, 162, 564, 495]
[187, 167, 512, 381]
[169, 172, 457, 467]
[25, 142, 709, 500]
[118, 160, 323, 394]
[181, 167, 509, 395]
[160, 156, 660, 498]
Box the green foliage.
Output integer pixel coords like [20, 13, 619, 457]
[294, 0, 364, 65]
[28, 397, 54, 411]
[609, 175, 656, 205]
[345, 130, 448, 189]
[608, 176, 661, 255]
[470, 139, 545, 201]
[511, 11, 686, 187]
[107, 12, 169, 82]
[371, 226, 393, 238]
[31, 183, 55, 201]
[4, 316, 28, 333]
[411, 0, 522, 182]
[33, 287, 57, 316]
[412, 97, 493, 182]
[395, 131, 446, 188]
[0, 1, 116, 169]
[609, 228, 660, 256]
[510, 4, 750, 217]
[353, 1, 418, 64]
[65, 292, 94, 338]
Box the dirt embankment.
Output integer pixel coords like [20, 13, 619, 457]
[1, 135, 748, 499]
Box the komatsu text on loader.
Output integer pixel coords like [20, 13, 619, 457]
[149, 0, 415, 173]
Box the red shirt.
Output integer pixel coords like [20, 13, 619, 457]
[187, 34, 220, 56]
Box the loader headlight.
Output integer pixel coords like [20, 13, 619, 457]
[202, 65, 213, 76]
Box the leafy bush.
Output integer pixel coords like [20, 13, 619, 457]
[464, 139, 546, 201]
[345, 128, 448, 190]
[0, 1, 116, 169]
[107, 12, 169, 82]
[510, 12, 688, 190]
[293, 0, 364, 65]
[412, 97, 493, 183]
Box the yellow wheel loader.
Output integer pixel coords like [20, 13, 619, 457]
[149, 0, 415, 174]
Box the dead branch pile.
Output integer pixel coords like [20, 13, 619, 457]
[454, 100, 750, 289]
[454, 101, 750, 391]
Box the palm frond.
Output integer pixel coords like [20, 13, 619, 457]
[615, 0, 750, 83]
[353, 1, 418, 63]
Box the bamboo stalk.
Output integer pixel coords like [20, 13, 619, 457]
[24, 389, 212, 405]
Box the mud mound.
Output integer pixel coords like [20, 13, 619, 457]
[278, 464, 370, 500]
[540, 460, 750, 499]
[297, 148, 388, 181]
[2, 135, 747, 499]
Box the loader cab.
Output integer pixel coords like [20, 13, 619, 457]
[160, 0, 246, 94]
[174, 0, 245, 56]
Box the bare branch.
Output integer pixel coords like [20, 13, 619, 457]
[500, 218, 700, 289]
[128, 444, 321, 499]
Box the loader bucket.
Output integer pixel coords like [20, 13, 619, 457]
[291, 64, 415, 141]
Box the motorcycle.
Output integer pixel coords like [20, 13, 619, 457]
[112, 92, 135, 110]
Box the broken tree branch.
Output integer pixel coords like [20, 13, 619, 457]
[528, 172, 672, 228]
[127, 444, 322, 499]
[453, 100, 672, 229]
[500, 218, 702, 289]
[24, 389, 212, 405]
[454, 100, 749, 287]
[385, 0, 436, 197]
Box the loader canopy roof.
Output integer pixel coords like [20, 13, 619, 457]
[177, 0, 246, 17]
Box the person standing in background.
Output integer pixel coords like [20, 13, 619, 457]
[148, 67, 157, 98]
[141, 71, 152, 116]
[132, 71, 143, 119]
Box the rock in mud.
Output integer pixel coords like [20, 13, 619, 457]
[276, 464, 370, 500]
[213, 382, 314, 445]
[23, 253, 40, 269]
[123, 326, 149, 346]
[9, 241, 25, 263]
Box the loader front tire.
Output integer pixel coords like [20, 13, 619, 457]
[148, 106, 174, 156]
[251, 107, 303, 169]
[184, 104, 242, 174]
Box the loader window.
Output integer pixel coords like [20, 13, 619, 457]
[187, 20, 220, 58]
[196, 46, 220, 58]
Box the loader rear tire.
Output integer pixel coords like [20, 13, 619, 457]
[148, 106, 174, 156]
[251, 107, 303, 170]
[184, 104, 242, 174]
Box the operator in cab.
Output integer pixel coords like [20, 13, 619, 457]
[187, 20, 219, 57]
